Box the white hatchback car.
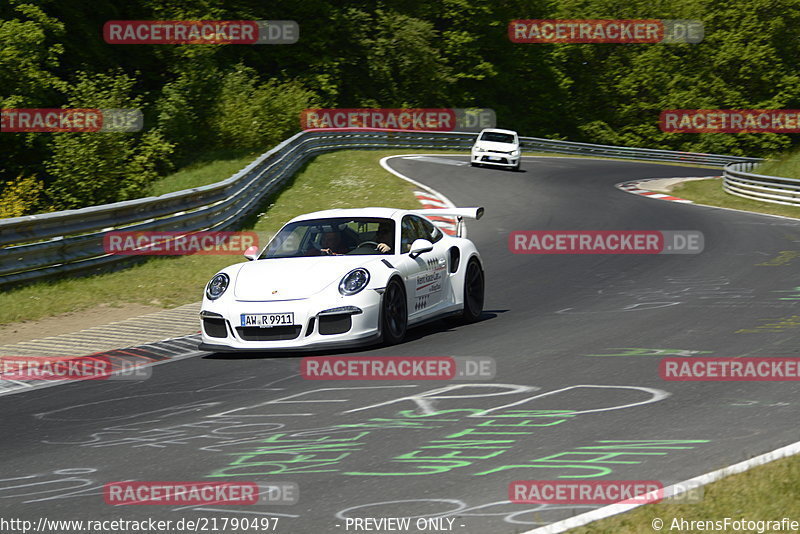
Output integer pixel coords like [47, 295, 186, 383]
[470, 128, 521, 170]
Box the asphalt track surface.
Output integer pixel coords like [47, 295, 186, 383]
[2, 155, 800, 533]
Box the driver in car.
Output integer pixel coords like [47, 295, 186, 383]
[320, 230, 350, 255]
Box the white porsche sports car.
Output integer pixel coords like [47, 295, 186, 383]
[198, 206, 485, 352]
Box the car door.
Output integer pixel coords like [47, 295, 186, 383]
[414, 215, 451, 310]
[395, 215, 448, 319]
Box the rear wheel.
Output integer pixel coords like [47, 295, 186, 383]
[381, 278, 407, 344]
[461, 259, 484, 322]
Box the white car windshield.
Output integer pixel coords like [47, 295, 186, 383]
[480, 132, 516, 143]
[261, 217, 396, 258]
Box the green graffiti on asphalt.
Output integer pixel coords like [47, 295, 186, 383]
[206, 404, 708, 479]
[585, 348, 713, 357]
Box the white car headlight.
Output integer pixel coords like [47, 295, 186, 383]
[339, 268, 370, 296]
[473, 146, 486, 153]
[206, 273, 230, 300]
[512, 149, 521, 156]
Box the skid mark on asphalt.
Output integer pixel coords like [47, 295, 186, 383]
[402, 155, 469, 166]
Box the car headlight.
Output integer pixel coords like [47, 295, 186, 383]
[473, 146, 485, 153]
[339, 268, 370, 296]
[206, 273, 230, 300]
[512, 149, 521, 156]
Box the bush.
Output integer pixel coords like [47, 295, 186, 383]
[209, 65, 318, 151]
[0, 175, 45, 218]
[44, 71, 174, 209]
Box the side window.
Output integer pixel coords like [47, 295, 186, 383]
[400, 216, 419, 254]
[414, 216, 443, 243]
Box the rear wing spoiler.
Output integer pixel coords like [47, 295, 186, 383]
[412, 207, 484, 237]
[412, 207, 484, 220]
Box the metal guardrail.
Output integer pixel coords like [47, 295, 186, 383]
[723, 161, 800, 206]
[0, 129, 763, 289]
[520, 136, 760, 167]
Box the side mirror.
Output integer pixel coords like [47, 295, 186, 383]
[243, 245, 259, 261]
[409, 239, 433, 259]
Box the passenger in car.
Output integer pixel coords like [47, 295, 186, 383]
[375, 223, 393, 253]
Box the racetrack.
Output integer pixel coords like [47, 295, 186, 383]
[1, 155, 799, 533]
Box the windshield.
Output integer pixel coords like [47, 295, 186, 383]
[480, 131, 516, 144]
[260, 217, 396, 258]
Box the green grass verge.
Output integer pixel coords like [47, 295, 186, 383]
[148, 149, 260, 196]
[570, 453, 800, 533]
[671, 178, 800, 219]
[756, 148, 800, 180]
[0, 150, 421, 325]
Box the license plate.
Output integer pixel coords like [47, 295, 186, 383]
[241, 313, 295, 328]
[488, 156, 501, 161]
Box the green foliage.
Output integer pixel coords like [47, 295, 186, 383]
[209, 65, 317, 150]
[44, 71, 174, 209]
[154, 47, 224, 160]
[352, 9, 454, 106]
[45, 128, 174, 209]
[0, 174, 45, 217]
[0, 1, 64, 106]
[0, 1, 66, 187]
[547, 0, 800, 153]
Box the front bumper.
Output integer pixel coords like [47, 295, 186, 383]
[471, 151, 519, 167]
[199, 289, 383, 351]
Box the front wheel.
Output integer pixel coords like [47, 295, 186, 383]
[461, 259, 484, 323]
[381, 278, 408, 344]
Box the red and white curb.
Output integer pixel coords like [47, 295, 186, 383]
[414, 191, 457, 235]
[616, 177, 720, 204]
[380, 155, 460, 236]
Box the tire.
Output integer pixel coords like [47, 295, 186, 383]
[461, 258, 484, 323]
[470, 162, 478, 167]
[512, 162, 520, 172]
[381, 278, 408, 345]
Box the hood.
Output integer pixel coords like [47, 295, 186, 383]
[474, 140, 518, 152]
[233, 256, 377, 301]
